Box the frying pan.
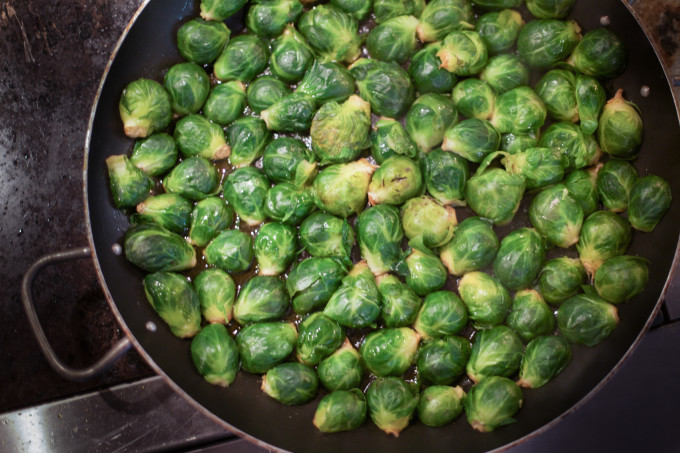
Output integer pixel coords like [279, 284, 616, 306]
[21, 0, 680, 451]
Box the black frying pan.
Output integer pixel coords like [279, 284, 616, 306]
[79, 0, 680, 451]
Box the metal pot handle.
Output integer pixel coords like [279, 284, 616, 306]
[21, 247, 132, 382]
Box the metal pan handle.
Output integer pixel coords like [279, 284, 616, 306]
[21, 247, 132, 382]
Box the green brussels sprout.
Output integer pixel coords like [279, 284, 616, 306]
[130, 133, 178, 176]
[405, 93, 459, 153]
[324, 261, 382, 328]
[418, 385, 465, 427]
[262, 137, 317, 186]
[270, 25, 314, 83]
[422, 148, 469, 206]
[480, 54, 530, 94]
[539, 121, 601, 170]
[537, 257, 587, 305]
[575, 75, 606, 135]
[360, 327, 420, 377]
[190, 323, 239, 387]
[368, 156, 424, 206]
[313, 389, 367, 433]
[236, 322, 298, 374]
[260, 92, 317, 132]
[417, 336, 470, 384]
[106, 155, 153, 209]
[124, 223, 196, 272]
[246, 75, 291, 114]
[526, 0, 574, 18]
[262, 362, 318, 405]
[598, 90, 643, 159]
[214, 34, 269, 83]
[349, 58, 415, 118]
[440, 216, 499, 276]
[330, 0, 372, 20]
[557, 293, 619, 346]
[437, 30, 488, 76]
[194, 268, 236, 324]
[596, 159, 638, 212]
[297, 4, 363, 63]
[501, 147, 566, 190]
[366, 15, 419, 64]
[535, 69, 578, 123]
[200, 0, 247, 21]
[506, 289, 556, 342]
[401, 196, 457, 248]
[458, 271, 511, 329]
[464, 376, 522, 432]
[313, 159, 376, 218]
[310, 95, 371, 165]
[264, 183, 315, 225]
[393, 240, 448, 296]
[295, 60, 356, 103]
[451, 78, 496, 120]
[296, 312, 345, 366]
[442, 118, 500, 163]
[476, 9, 524, 55]
[577, 210, 632, 276]
[136, 193, 193, 235]
[203, 229, 254, 273]
[471, 0, 522, 8]
[417, 0, 474, 43]
[177, 18, 230, 65]
[222, 167, 270, 226]
[119, 78, 172, 138]
[287, 257, 347, 314]
[163, 62, 210, 116]
[466, 325, 523, 383]
[188, 197, 235, 247]
[366, 377, 419, 436]
[299, 212, 354, 264]
[143, 272, 201, 338]
[518, 335, 571, 389]
[492, 228, 545, 291]
[564, 167, 599, 217]
[500, 132, 539, 154]
[376, 274, 422, 328]
[317, 339, 364, 390]
[529, 184, 584, 248]
[408, 43, 457, 95]
[414, 291, 468, 339]
[628, 175, 672, 232]
[254, 222, 298, 276]
[594, 255, 649, 304]
[465, 165, 525, 225]
[517, 19, 581, 69]
[491, 86, 547, 135]
[246, 0, 303, 38]
[173, 114, 230, 162]
[371, 118, 419, 164]
[373, 0, 425, 23]
[203, 81, 247, 126]
[567, 28, 627, 79]
[356, 204, 404, 276]
[226, 116, 270, 168]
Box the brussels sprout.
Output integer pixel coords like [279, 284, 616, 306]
[596, 159, 638, 212]
[480, 54, 530, 94]
[464, 376, 523, 432]
[330, 0, 372, 20]
[136, 193, 192, 235]
[501, 147, 566, 190]
[222, 167, 270, 226]
[188, 197, 235, 247]
[567, 28, 627, 79]
[422, 148, 469, 206]
[299, 212, 354, 264]
[264, 183, 315, 225]
[313, 159, 376, 218]
[214, 34, 269, 83]
[491, 86, 547, 135]
[535, 69, 578, 123]
[575, 75, 606, 135]
[414, 291, 468, 339]
[539, 121, 600, 170]
[262, 362, 318, 405]
[371, 118, 419, 164]
[517, 19, 581, 69]
[177, 18, 230, 65]
[260, 92, 317, 132]
[200, 0, 247, 21]
[287, 257, 347, 314]
[408, 43, 457, 95]
[476, 9, 524, 55]
[163, 62, 210, 116]
[526, 0, 574, 18]
[119, 78, 172, 138]
[577, 210, 632, 276]
[310, 95, 371, 165]
[173, 114, 230, 162]
[262, 137, 317, 186]
[564, 167, 599, 217]
[366, 377, 419, 436]
[297, 5, 363, 63]
[417, 336, 470, 384]
[203, 81, 247, 126]
[360, 327, 420, 377]
[393, 240, 448, 296]
[437, 30, 488, 76]
[458, 271, 511, 329]
[106, 155, 153, 209]
[442, 118, 500, 163]
[597, 90, 643, 159]
[295, 60, 356, 103]
[194, 268, 236, 324]
[124, 222, 197, 272]
[405, 93, 459, 153]
[204, 229, 254, 273]
[246, 0, 303, 38]
[440, 216, 499, 276]
[130, 133, 178, 176]
[466, 325, 523, 383]
[349, 58, 415, 118]
[594, 255, 649, 304]
[557, 293, 619, 346]
[628, 175, 672, 232]
[246, 76, 291, 114]
[254, 222, 298, 276]
[507, 289, 556, 342]
[529, 184, 583, 248]
[296, 312, 345, 366]
[465, 166, 525, 225]
[314, 389, 367, 433]
[451, 78, 496, 120]
[418, 385, 465, 427]
[417, 0, 474, 43]
[270, 25, 314, 82]
[373, 0, 425, 23]
[499, 132, 538, 154]
[401, 196, 457, 248]
[317, 339, 364, 390]
[236, 322, 298, 374]
[376, 274, 422, 328]
[471, 0, 522, 8]
[225, 117, 270, 168]
[492, 228, 545, 291]
[190, 323, 239, 387]
[537, 257, 587, 305]
[518, 335, 571, 389]
[143, 272, 201, 338]
[324, 261, 382, 328]
[356, 205, 404, 276]
[366, 15, 419, 64]
[368, 157, 424, 206]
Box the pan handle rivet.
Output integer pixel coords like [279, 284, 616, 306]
[600, 16, 610, 26]
[641, 85, 650, 97]
[111, 243, 122, 255]
[146, 321, 157, 332]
